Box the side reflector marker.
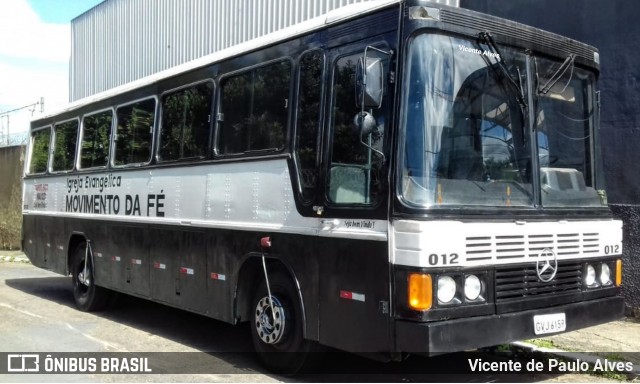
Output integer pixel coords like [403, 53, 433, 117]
[340, 290, 365, 302]
[153, 262, 166, 270]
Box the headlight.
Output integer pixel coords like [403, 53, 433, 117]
[585, 264, 596, 287]
[437, 276, 457, 304]
[600, 263, 611, 286]
[464, 274, 482, 301]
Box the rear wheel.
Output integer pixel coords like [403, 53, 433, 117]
[250, 270, 322, 374]
[71, 241, 110, 311]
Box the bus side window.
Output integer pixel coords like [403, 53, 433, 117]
[29, 127, 51, 174]
[218, 60, 291, 155]
[114, 98, 156, 166]
[159, 81, 213, 161]
[80, 110, 112, 169]
[295, 50, 324, 202]
[52, 119, 79, 172]
[327, 53, 386, 205]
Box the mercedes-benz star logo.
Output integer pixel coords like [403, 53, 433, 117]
[536, 248, 558, 283]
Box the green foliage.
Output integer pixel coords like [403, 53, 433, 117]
[494, 344, 512, 352]
[160, 82, 213, 160]
[0, 147, 24, 250]
[80, 111, 112, 168]
[328, 53, 387, 204]
[0, 206, 21, 250]
[219, 61, 290, 154]
[331, 55, 384, 165]
[115, 99, 155, 165]
[29, 129, 50, 174]
[525, 338, 561, 350]
[52, 120, 78, 171]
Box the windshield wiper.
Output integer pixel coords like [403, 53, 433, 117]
[478, 32, 528, 110]
[538, 54, 575, 95]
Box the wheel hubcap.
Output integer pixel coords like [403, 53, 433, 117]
[254, 295, 286, 345]
[78, 261, 91, 287]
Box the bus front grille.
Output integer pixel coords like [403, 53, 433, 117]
[495, 261, 583, 302]
[465, 232, 600, 263]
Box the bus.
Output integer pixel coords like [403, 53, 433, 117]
[22, 0, 624, 373]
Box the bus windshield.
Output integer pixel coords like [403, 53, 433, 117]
[399, 33, 604, 209]
[534, 56, 603, 207]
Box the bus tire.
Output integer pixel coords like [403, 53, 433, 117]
[71, 241, 110, 312]
[250, 270, 321, 374]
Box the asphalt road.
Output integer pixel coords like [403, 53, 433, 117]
[0, 262, 615, 383]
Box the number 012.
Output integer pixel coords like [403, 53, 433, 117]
[604, 245, 620, 254]
[428, 253, 459, 266]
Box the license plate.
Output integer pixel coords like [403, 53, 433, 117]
[533, 313, 566, 335]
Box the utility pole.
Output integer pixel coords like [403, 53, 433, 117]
[4, 115, 8, 146]
[0, 115, 9, 146]
[0, 98, 44, 146]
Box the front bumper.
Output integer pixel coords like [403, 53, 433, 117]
[395, 296, 624, 353]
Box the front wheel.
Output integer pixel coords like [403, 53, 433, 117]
[71, 241, 110, 311]
[250, 270, 322, 374]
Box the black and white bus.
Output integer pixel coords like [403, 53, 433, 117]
[23, 0, 624, 372]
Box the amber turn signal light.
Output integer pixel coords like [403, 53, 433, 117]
[616, 259, 622, 287]
[408, 273, 432, 311]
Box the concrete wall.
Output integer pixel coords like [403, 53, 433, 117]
[461, 0, 640, 312]
[0, 145, 24, 250]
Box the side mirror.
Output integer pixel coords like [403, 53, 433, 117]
[356, 57, 384, 109]
[353, 111, 378, 137]
[352, 111, 385, 162]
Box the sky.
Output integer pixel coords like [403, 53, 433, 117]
[0, 0, 103, 136]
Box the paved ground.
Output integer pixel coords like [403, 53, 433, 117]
[519, 319, 640, 381]
[535, 319, 640, 360]
[0, 258, 635, 383]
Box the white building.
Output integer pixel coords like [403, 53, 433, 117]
[70, 0, 458, 101]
